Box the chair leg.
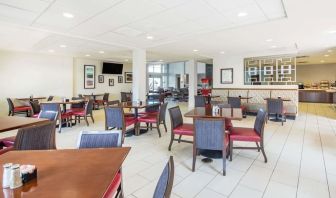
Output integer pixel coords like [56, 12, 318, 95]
[156, 122, 162, 137]
[58, 118, 62, 133]
[85, 116, 89, 126]
[222, 148, 226, 176]
[260, 142, 267, 163]
[90, 114, 95, 123]
[192, 148, 196, 172]
[256, 142, 260, 152]
[168, 134, 174, 151]
[178, 135, 182, 143]
[163, 121, 167, 132]
[229, 140, 233, 161]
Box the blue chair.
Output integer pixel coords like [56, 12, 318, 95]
[194, 95, 206, 107]
[153, 156, 174, 198]
[193, 118, 228, 176]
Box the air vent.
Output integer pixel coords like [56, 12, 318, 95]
[296, 56, 309, 59]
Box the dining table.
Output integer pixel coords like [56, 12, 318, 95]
[0, 148, 130, 198]
[17, 97, 46, 101]
[264, 97, 291, 102]
[40, 100, 84, 113]
[184, 106, 243, 162]
[0, 117, 49, 133]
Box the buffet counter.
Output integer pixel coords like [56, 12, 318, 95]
[299, 89, 336, 103]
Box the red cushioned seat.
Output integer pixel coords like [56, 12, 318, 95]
[32, 113, 39, 118]
[138, 111, 158, 116]
[225, 118, 233, 131]
[61, 111, 73, 118]
[68, 108, 84, 113]
[0, 147, 13, 155]
[0, 136, 15, 148]
[72, 110, 85, 117]
[125, 117, 137, 127]
[241, 106, 247, 111]
[173, 124, 194, 136]
[103, 172, 122, 198]
[229, 127, 261, 142]
[138, 115, 157, 123]
[14, 106, 32, 112]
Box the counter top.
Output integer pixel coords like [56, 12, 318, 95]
[300, 89, 336, 92]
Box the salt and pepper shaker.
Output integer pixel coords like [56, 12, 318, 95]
[2, 163, 12, 188]
[9, 164, 22, 189]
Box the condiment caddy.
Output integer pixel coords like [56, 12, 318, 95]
[2, 163, 37, 189]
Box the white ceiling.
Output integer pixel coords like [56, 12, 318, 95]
[0, 0, 335, 64]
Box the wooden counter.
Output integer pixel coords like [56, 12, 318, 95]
[299, 89, 335, 103]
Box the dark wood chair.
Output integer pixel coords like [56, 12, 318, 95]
[95, 93, 109, 109]
[153, 156, 174, 198]
[14, 121, 57, 150]
[229, 109, 268, 162]
[193, 118, 228, 176]
[47, 96, 54, 101]
[40, 103, 71, 133]
[7, 98, 32, 116]
[29, 100, 41, 118]
[73, 100, 94, 126]
[77, 130, 124, 197]
[266, 98, 286, 125]
[168, 106, 193, 151]
[137, 103, 168, 137]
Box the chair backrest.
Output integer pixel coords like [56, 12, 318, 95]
[14, 121, 56, 150]
[77, 131, 122, 149]
[29, 100, 41, 114]
[6, 98, 14, 111]
[103, 93, 109, 101]
[104, 106, 125, 130]
[145, 102, 160, 113]
[38, 110, 58, 121]
[85, 99, 94, 115]
[194, 118, 225, 150]
[158, 103, 168, 122]
[106, 100, 120, 106]
[168, 106, 183, 129]
[78, 94, 83, 98]
[153, 156, 174, 198]
[266, 98, 283, 114]
[254, 109, 267, 136]
[227, 97, 241, 108]
[47, 96, 54, 101]
[71, 97, 85, 109]
[194, 96, 206, 107]
[121, 92, 132, 102]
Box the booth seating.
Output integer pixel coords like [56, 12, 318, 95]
[212, 88, 298, 118]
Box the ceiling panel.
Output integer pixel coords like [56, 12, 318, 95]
[255, 0, 286, 19]
[204, 0, 256, 13]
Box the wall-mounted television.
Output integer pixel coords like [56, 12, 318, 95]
[102, 62, 123, 74]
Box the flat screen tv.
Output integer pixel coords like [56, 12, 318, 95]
[102, 62, 123, 74]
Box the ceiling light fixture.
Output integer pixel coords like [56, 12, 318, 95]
[270, 45, 277, 48]
[146, 35, 153, 40]
[125, 59, 128, 62]
[266, 39, 273, 42]
[320, 60, 325, 63]
[59, 44, 67, 48]
[99, 51, 104, 54]
[48, 49, 55, 53]
[324, 54, 330, 57]
[220, 51, 225, 54]
[237, 12, 248, 17]
[193, 49, 199, 52]
[85, 54, 90, 57]
[159, 59, 163, 62]
[63, 12, 74, 18]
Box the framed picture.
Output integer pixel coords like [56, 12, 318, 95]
[98, 75, 104, 83]
[118, 76, 123, 83]
[84, 65, 95, 89]
[220, 68, 233, 84]
[124, 72, 133, 83]
[109, 79, 114, 86]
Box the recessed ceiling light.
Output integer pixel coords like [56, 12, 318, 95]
[237, 12, 248, 17]
[159, 59, 163, 62]
[146, 35, 153, 40]
[220, 51, 225, 54]
[320, 60, 325, 63]
[48, 49, 54, 53]
[63, 12, 74, 18]
[324, 54, 330, 57]
[266, 39, 273, 42]
[125, 59, 128, 62]
[328, 30, 336, 34]
[193, 49, 199, 52]
[270, 45, 277, 48]
[59, 44, 67, 48]
[85, 54, 90, 57]
[99, 51, 104, 54]
[327, 50, 333, 53]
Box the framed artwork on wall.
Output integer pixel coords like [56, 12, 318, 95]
[109, 79, 114, 86]
[98, 75, 104, 83]
[84, 65, 95, 89]
[124, 72, 133, 83]
[118, 76, 123, 83]
[220, 68, 233, 84]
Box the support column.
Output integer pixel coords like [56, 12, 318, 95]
[186, 60, 197, 109]
[132, 49, 147, 102]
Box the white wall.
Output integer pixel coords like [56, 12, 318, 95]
[297, 63, 336, 84]
[73, 58, 132, 100]
[0, 50, 73, 116]
[213, 54, 298, 89]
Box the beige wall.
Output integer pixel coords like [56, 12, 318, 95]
[0, 50, 73, 116]
[296, 63, 336, 84]
[73, 58, 132, 100]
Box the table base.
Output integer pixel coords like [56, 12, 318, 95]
[200, 150, 223, 159]
[125, 128, 149, 137]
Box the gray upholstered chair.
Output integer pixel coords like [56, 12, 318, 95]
[193, 118, 227, 176]
[14, 121, 56, 150]
[153, 156, 174, 198]
[38, 110, 58, 121]
[40, 103, 70, 133]
[194, 95, 206, 107]
[104, 106, 137, 143]
[77, 130, 123, 197]
[137, 103, 168, 137]
[168, 106, 193, 151]
[121, 92, 132, 102]
[228, 97, 247, 117]
[266, 98, 286, 125]
[229, 109, 268, 162]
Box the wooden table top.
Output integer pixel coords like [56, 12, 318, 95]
[202, 95, 220, 98]
[17, 97, 46, 100]
[264, 97, 291, 101]
[0, 148, 131, 198]
[40, 100, 84, 105]
[184, 107, 243, 120]
[83, 94, 104, 97]
[120, 101, 160, 108]
[0, 117, 49, 132]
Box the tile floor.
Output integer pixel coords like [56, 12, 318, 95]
[1, 102, 336, 198]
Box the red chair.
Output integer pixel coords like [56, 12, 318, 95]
[137, 103, 168, 137]
[167, 106, 193, 151]
[7, 98, 32, 116]
[73, 100, 94, 126]
[228, 109, 268, 162]
[95, 93, 109, 109]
